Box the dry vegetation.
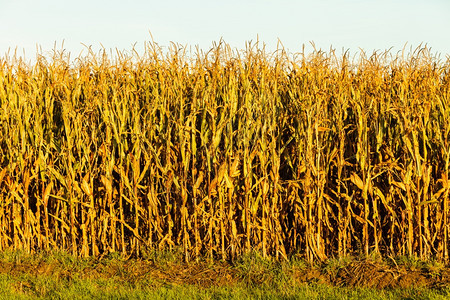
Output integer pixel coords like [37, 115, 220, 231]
[0, 42, 449, 263]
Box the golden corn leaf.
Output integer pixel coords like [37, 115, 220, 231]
[350, 172, 364, 190]
[392, 181, 406, 191]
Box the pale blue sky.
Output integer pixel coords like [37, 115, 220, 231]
[1, 0, 449, 60]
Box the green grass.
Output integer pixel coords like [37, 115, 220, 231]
[1, 273, 450, 300]
[0, 250, 449, 299]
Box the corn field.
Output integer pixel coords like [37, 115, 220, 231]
[0, 43, 449, 262]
